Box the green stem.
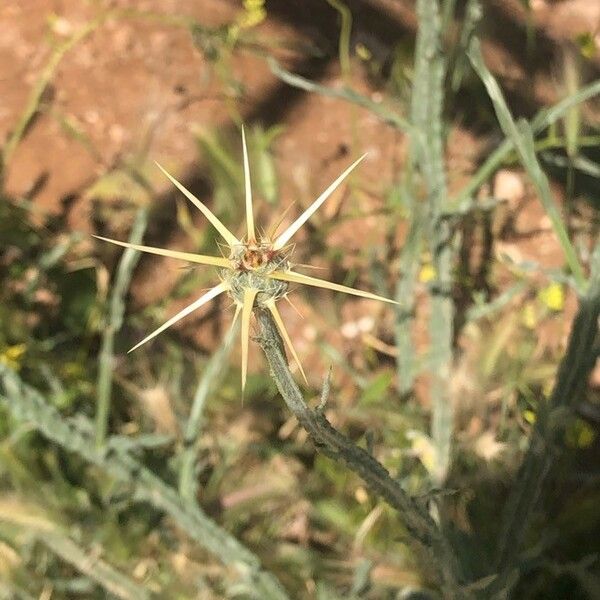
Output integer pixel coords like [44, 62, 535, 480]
[452, 72, 600, 212]
[179, 320, 238, 506]
[0, 367, 290, 600]
[489, 245, 600, 597]
[534, 134, 600, 153]
[325, 0, 352, 79]
[411, 0, 455, 483]
[96, 208, 148, 446]
[267, 57, 411, 132]
[468, 39, 586, 290]
[394, 204, 423, 394]
[41, 532, 151, 600]
[256, 308, 469, 599]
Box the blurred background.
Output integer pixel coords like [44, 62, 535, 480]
[0, 1, 599, 598]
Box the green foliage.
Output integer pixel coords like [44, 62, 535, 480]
[468, 39, 586, 289]
[1, 1, 599, 598]
[409, 0, 455, 485]
[96, 208, 148, 446]
[0, 201, 97, 407]
[0, 365, 289, 600]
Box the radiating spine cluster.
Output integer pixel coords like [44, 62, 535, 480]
[96, 127, 397, 391]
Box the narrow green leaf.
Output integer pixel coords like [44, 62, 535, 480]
[468, 39, 586, 289]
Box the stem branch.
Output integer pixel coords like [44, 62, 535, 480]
[256, 308, 468, 599]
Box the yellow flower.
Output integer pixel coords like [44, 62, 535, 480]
[228, 0, 266, 43]
[239, 0, 266, 29]
[538, 282, 565, 312]
[418, 263, 436, 284]
[523, 409, 536, 425]
[0, 344, 26, 371]
[96, 128, 396, 390]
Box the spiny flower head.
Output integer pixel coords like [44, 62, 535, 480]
[95, 127, 397, 391]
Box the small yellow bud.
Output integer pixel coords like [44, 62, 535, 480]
[538, 282, 565, 312]
[419, 263, 436, 284]
[355, 43, 372, 61]
[0, 344, 27, 371]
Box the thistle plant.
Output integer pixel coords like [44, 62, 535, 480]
[96, 128, 396, 390]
